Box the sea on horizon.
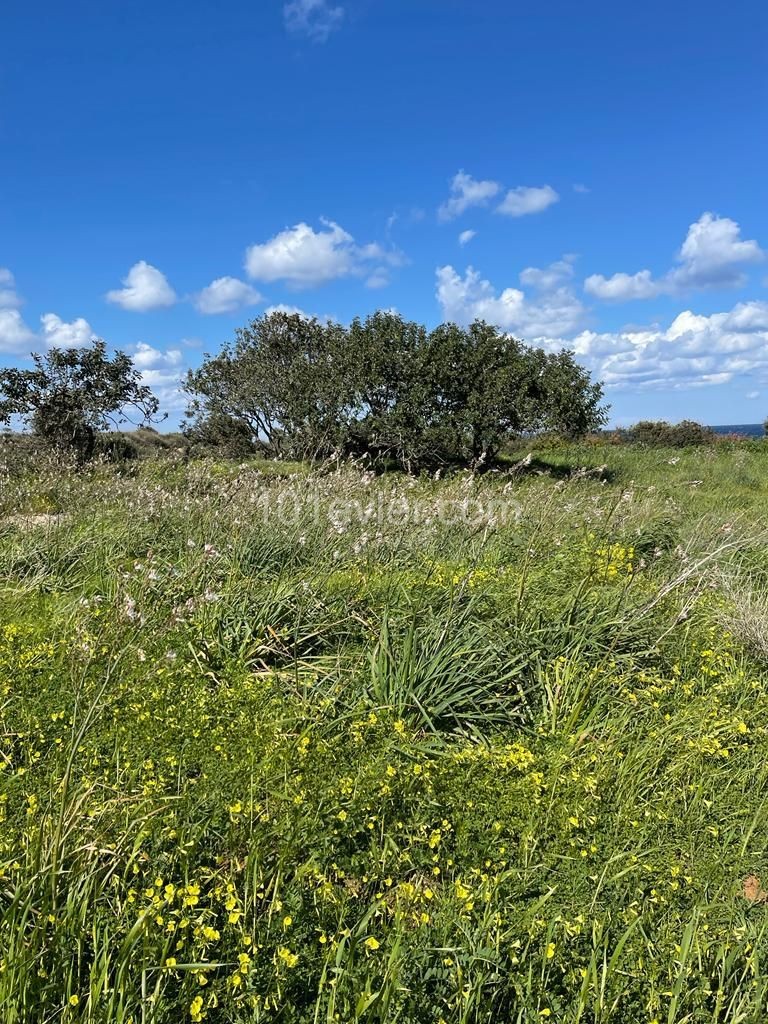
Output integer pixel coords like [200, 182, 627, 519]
[710, 423, 765, 437]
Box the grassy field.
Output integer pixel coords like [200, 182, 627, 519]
[3, 441, 768, 1022]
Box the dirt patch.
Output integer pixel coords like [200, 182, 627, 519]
[742, 874, 768, 903]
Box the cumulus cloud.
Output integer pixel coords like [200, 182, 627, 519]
[436, 253, 768, 392]
[40, 313, 95, 349]
[130, 341, 183, 373]
[438, 172, 559, 222]
[436, 258, 585, 338]
[542, 301, 768, 391]
[0, 308, 96, 355]
[519, 257, 576, 292]
[0, 310, 36, 354]
[0, 268, 23, 309]
[438, 172, 501, 222]
[584, 270, 659, 302]
[0, 270, 97, 353]
[129, 342, 186, 416]
[0, 269, 32, 351]
[365, 268, 391, 289]
[265, 304, 326, 322]
[244, 219, 403, 289]
[264, 304, 309, 317]
[106, 261, 177, 311]
[496, 184, 559, 218]
[194, 276, 262, 315]
[669, 212, 763, 289]
[283, 0, 343, 42]
[458, 229, 476, 246]
[585, 213, 765, 301]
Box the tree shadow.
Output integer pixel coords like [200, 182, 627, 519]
[495, 452, 617, 483]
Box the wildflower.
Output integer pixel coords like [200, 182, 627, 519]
[277, 947, 299, 968]
[190, 995, 205, 1021]
[364, 936, 380, 951]
[69, 994, 80, 1006]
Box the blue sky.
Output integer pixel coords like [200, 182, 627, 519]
[1, 0, 767, 427]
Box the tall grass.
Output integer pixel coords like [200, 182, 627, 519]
[2, 443, 768, 1021]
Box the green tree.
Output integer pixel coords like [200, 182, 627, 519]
[184, 311, 608, 471]
[184, 312, 352, 460]
[0, 342, 160, 463]
[421, 324, 607, 465]
[346, 312, 436, 470]
[538, 348, 608, 439]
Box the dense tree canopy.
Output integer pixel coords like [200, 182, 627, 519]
[0, 342, 160, 463]
[184, 311, 607, 469]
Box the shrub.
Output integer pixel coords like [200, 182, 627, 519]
[624, 419, 716, 447]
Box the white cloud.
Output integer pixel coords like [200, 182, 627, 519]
[496, 184, 559, 218]
[0, 270, 97, 353]
[106, 261, 177, 312]
[130, 341, 183, 373]
[436, 255, 768, 393]
[436, 258, 585, 338]
[573, 183, 590, 194]
[584, 269, 659, 301]
[264, 304, 308, 317]
[194, 276, 262, 315]
[0, 308, 96, 355]
[669, 212, 763, 290]
[746, 390, 760, 399]
[0, 268, 23, 309]
[519, 257, 576, 292]
[365, 268, 390, 289]
[0, 309, 36, 354]
[40, 313, 96, 349]
[458, 229, 476, 246]
[543, 300, 768, 391]
[283, 0, 343, 42]
[129, 342, 186, 416]
[585, 213, 765, 301]
[244, 219, 402, 289]
[438, 171, 501, 222]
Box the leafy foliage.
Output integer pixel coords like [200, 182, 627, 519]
[0, 342, 160, 463]
[623, 419, 717, 447]
[184, 310, 607, 469]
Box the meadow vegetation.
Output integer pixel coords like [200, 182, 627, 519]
[2, 437, 768, 1022]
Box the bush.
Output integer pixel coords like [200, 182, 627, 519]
[93, 432, 140, 462]
[623, 419, 716, 447]
[183, 411, 257, 458]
